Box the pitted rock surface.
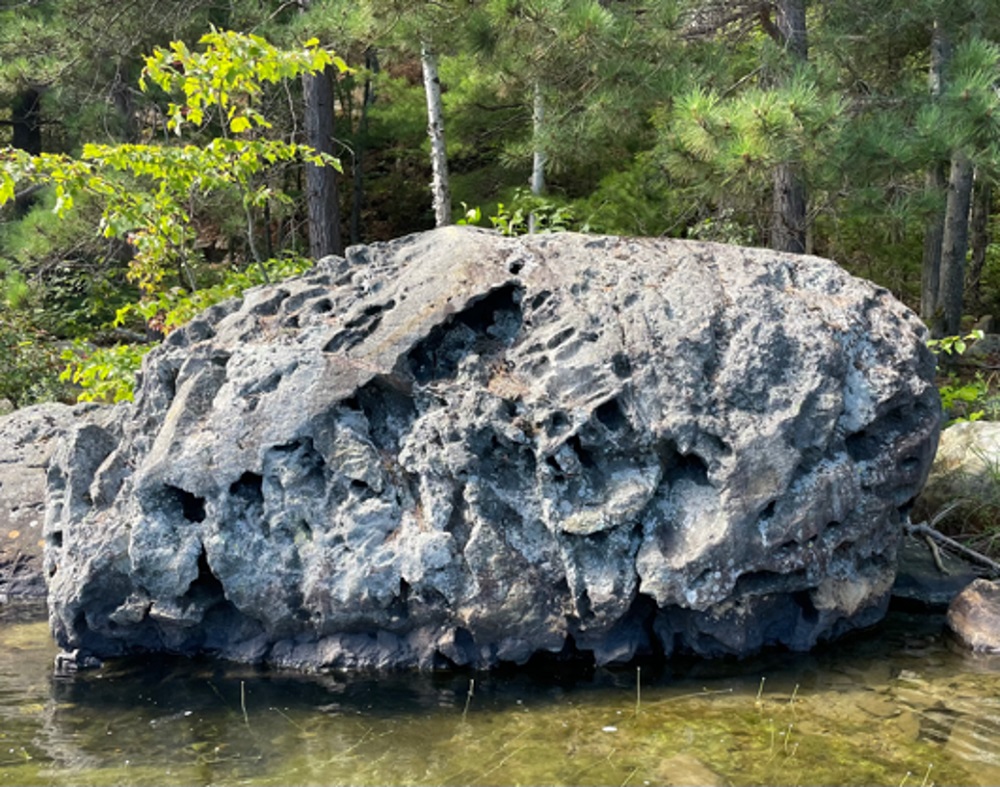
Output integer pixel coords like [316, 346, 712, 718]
[45, 227, 940, 670]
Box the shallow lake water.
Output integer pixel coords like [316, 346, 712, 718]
[2, 601, 1000, 786]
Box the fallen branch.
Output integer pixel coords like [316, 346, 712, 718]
[904, 521, 1000, 576]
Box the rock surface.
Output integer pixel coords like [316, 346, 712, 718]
[45, 227, 940, 670]
[0, 403, 117, 598]
[913, 421, 1000, 532]
[892, 535, 983, 610]
[947, 578, 1000, 652]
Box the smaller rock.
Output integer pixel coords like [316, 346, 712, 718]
[965, 332, 1000, 362]
[893, 535, 982, 609]
[972, 315, 997, 335]
[53, 649, 103, 675]
[652, 753, 727, 787]
[946, 578, 1000, 652]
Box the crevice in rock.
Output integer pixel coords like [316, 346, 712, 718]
[354, 378, 418, 453]
[733, 569, 808, 597]
[529, 290, 551, 311]
[566, 434, 597, 470]
[544, 410, 571, 439]
[249, 288, 290, 316]
[792, 589, 819, 625]
[183, 547, 226, 605]
[228, 472, 265, 530]
[546, 327, 575, 350]
[657, 441, 710, 485]
[405, 283, 524, 384]
[387, 579, 409, 621]
[280, 286, 334, 314]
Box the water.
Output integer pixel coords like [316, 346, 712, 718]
[2, 601, 999, 786]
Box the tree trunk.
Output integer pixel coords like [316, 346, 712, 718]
[11, 88, 42, 155]
[920, 19, 951, 323]
[531, 82, 546, 197]
[772, 162, 807, 253]
[350, 48, 379, 245]
[935, 151, 974, 336]
[966, 172, 991, 315]
[421, 42, 451, 227]
[769, 0, 807, 254]
[111, 63, 138, 143]
[302, 64, 343, 259]
[528, 81, 546, 235]
[10, 88, 42, 216]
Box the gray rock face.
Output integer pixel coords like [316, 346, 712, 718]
[0, 402, 118, 598]
[45, 228, 940, 670]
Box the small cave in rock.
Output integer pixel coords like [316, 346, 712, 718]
[567, 434, 598, 470]
[183, 547, 226, 606]
[405, 284, 524, 384]
[229, 472, 264, 507]
[544, 410, 571, 439]
[387, 579, 410, 621]
[732, 569, 808, 597]
[594, 397, 628, 433]
[353, 378, 418, 452]
[657, 442, 710, 486]
[161, 484, 207, 523]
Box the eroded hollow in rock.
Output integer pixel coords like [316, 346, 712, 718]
[406, 283, 523, 383]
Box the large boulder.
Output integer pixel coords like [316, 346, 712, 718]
[45, 228, 940, 670]
[0, 403, 117, 598]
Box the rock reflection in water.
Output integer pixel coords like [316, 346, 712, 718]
[2, 604, 1000, 786]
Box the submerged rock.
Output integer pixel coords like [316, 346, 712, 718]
[45, 228, 940, 670]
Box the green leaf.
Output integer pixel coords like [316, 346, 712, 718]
[230, 115, 252, 134]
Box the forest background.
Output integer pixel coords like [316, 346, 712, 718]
[1, 0, 999, 410]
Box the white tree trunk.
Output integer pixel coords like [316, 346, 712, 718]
[531, 82, 546, 197]
[421, 42, 451, 227]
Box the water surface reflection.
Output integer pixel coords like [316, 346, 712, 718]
[2, 602, 999, 786]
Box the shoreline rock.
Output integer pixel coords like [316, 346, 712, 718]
[44, 228, 940, 670]
[0, 402, 118, 599]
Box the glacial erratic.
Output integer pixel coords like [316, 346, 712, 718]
[45, 227, 940, 670]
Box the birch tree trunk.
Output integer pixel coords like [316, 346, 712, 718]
[421, 42, 451, 227]
[531, 82, 546, 197]
[769, 0, 807, 254]
[920, 19, 951, 323]
[302, 63, 343, 259]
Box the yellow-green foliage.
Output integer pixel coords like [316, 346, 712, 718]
[0, 29, 347, 295]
